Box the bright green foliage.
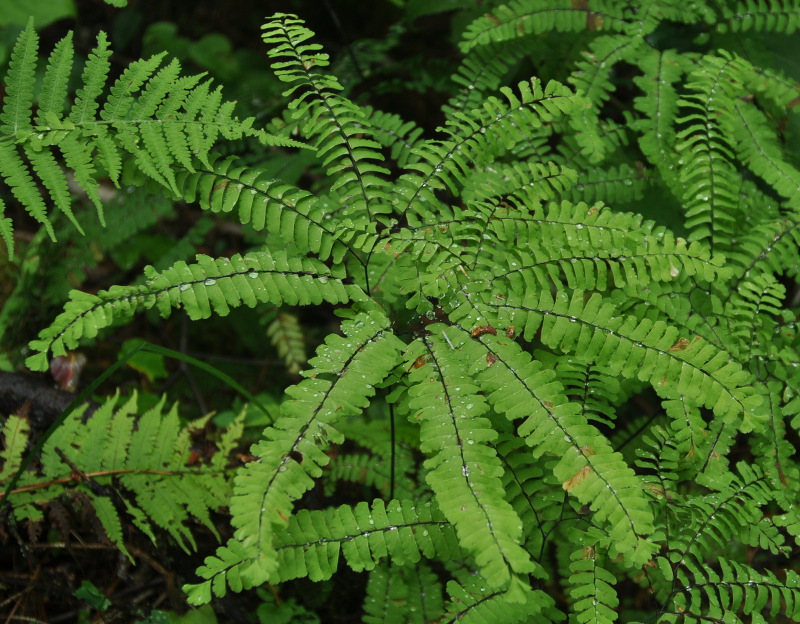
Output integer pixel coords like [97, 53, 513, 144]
[0, 392, 242, 558]
[4, 1, 800, 622]
[0, 20, 298, 256]
[272, 499, 459, 583]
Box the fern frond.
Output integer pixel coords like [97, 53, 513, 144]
[25, 250, 364, 371]
[4, 392, 240, 557]
[185, 309, 403, 600]
[670, 463, 784, 563]
[0, 19, 38, 137]
[724, 272, 786, 355]
[443, 572, 556, 623]
[364, 562, 444, 624]
[632, 49, 684, 190]
[676, 52, 746, 254]
[495, 434, 564, 558]
[463, 289, 766, 431]
[466, 333, 657, 566]
[567, 546, 619, 624]
[462, 161, 578, 205]
[271, 499, 459, 583]
[731, 97, 800, 207]
[716, 0, 800, 34]
[262, 13, 391, 222]
[322, 450, 416, 499]
[172, 155, 357, 262]
[726, 215, 800, 288]
[395, 78, 585, 218]
[568, 34, 645, 162]
[405, 328, 538, 590]
[570, 163, 651, 205]
[674, 559, 800, 622]
[460, 0, 630, 51]
[0, 24, 290, 247]
[0, 415, 30, 482]
[266, 311, 306, 375]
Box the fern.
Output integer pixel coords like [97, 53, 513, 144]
[4, 2, 800, 622]
[0, 21, 296, 256]
[0, 392, 242, 557]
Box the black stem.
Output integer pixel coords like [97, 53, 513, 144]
[389, 401, 396, 501]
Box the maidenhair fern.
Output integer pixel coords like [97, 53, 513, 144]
[3, 1, 800, 622]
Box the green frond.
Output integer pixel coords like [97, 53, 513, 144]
[361, 106, 424, 168]
[495, 434, 564, 557]
[69, 31, 112, 125]
[549, 354, 622, 429]
[731, 97, 800, 207]
[266, 311, 306, 375]
[443, 572, 557, 623]
[0, 24, 290, 248]
[37, 31, 74, 122]
[445, 39, 537, 120]
[460, 0, 630, 52]
[464, 289, 766, 430]
[569, 163, 652, 205]
[465, 333, 657, 566]
[4, 392, 241, 557]
[463, 161, 578, 205]
[568, 34, 645, 162]
[25, 250, 364, 371]
[363, 563, 444, 624]
[404, 328, 538, 589]
[271, 499, 459, 583]
[0, 415, 30, 482]
[262, 13, 391, 222]
[724, 272, 786, 355]
[322, 450, 416, 499]
[186, 309, 403, 600]
[668, 463, 782, 572]
[172, 155, 355, 262]
[395, 78, 585, 218]
[674, 559, 800, 622]
[567, 546, 619, 624]
[488, 229, 727, 293]
[632, 49, 684, 189]
[676, 52, 746, 254]
[0, 19, 38, 137]
[716, 0, 800, 33]
[749, 385, 799, 490]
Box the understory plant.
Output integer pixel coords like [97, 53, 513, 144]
[2, 1, 800, 622]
